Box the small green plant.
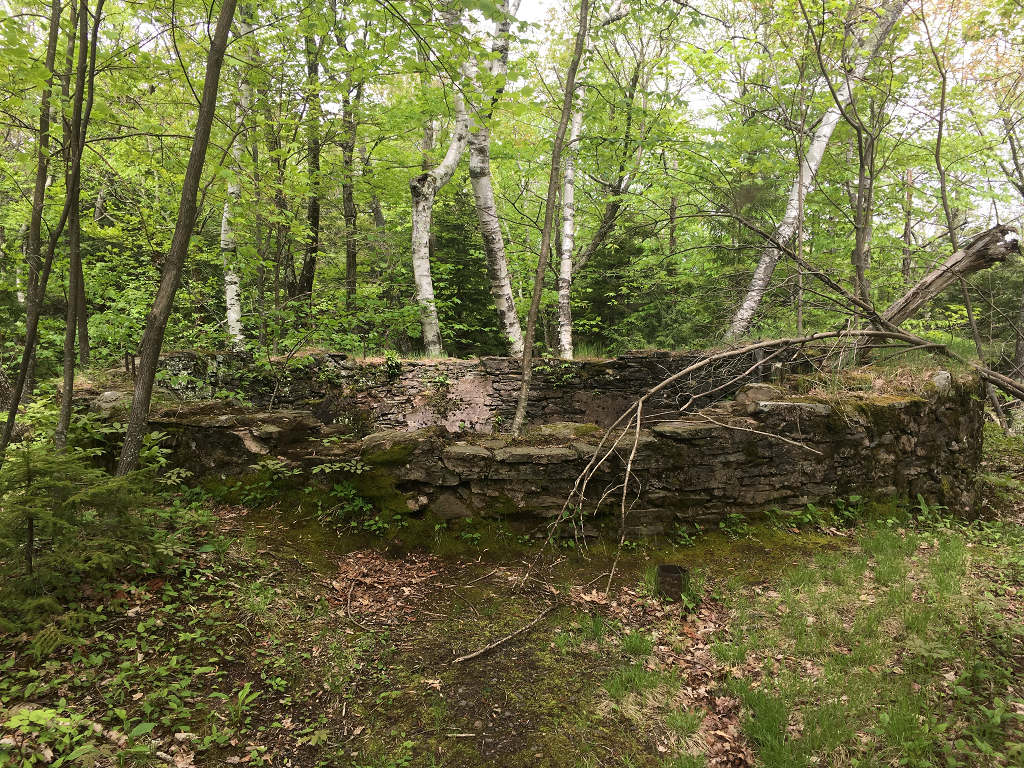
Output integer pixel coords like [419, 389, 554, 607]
[382, 350, 402, 380]
[665, 708, 704, 739]
[671, 522, 703, 547]
[1, 707, 104, 766]
[241, 457, 302, 506]
[833, 494, 864, 524]
[718, 512, 750, 540]
[577, 612, 607, 646]
[225, 682, 262, 726]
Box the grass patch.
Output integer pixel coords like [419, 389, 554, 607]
[716, 514, 1024, 767]
[604, 664, 663, 701]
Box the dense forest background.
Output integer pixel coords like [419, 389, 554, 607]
[2, 0, 1024, 379]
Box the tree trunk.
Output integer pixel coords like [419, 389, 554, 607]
[726, 0, 907, 338]
[298, 34, 321, 299]
[459, 0, 524, 355]
[511, 0, 590, 433]
[220, 6, 254, 349]
[15, 225, 27, 306]
[901, 169, 914, 283]
[0, 0, 63, 466]
[880, 225, 1019, 328]
[56, 0, 99, 449]
[410, 110, 468, 356]
[116, 0, 237, 475]
[409, 17, 470, 357]
[466, 122, 523, 355]
[341, 88, 359, 305]
[557, 106, 583, 359]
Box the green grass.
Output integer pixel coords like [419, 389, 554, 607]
[621, 630, 654, 657]
[714, 515, 1024, 768]
[604, 664, 663, 701]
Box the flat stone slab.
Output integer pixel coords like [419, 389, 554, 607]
[652, 421, 718, 440]
[756, 401, 833, 416]
[494, 445, 577, 464]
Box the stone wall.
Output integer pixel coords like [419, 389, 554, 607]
[153, 371, 984, 532]
[153, 349, 800, 434]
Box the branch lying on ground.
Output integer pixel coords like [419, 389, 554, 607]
[452, 603, 558, 664]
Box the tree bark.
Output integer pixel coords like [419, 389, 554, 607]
[726, 0, 907, 338]
[116, 0, 237, 474]
[901, 169, 914, 283]
[342, 88, 359, 305]
[511, 0, 590, 434]
[466, 122, 524, 354]
[409, 12, 470, 358]
[459, 0, 524, 355]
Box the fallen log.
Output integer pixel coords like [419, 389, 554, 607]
[882, 224, 1020, 326]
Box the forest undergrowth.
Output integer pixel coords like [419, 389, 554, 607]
[0, 423, 1022, 768]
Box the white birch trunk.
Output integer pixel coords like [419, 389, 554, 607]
[557, 106, 584, 359]
[726, 0, 907, 338]
[454, 0, 524, 355]
[220, 9, 254, 349]
[410, 85, 470, 357]
[467, 125, 524, 354]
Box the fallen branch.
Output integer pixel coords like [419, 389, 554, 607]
[452, 603, 557, 664]
[696, 411, 824, 455]
[882, 225, 1020, 327]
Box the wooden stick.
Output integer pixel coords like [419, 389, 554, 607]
[452, 604, 557, 664]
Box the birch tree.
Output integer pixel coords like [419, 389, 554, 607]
[219, 5, 255, 349]
[460, 0, 524, 355]
[725, 0, 907, 338]
[409, 7, 470, 357]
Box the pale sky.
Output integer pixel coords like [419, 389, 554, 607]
[517, 0, 557, 26]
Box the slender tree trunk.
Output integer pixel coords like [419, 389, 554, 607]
[511, 0, 590, 433]
[410, 108, 468, 356]
[116, 0, 237, 475]
[726, 0, 906, 338]
[557, 106, 583, 359]
[459, 0, 524, 354]
[465, 122, 523, 355]
[0, 0, 63, 466]
[901, 169, 914, 283]
[298, 34, 321, 299]
[56, 0, 97, 449]
[220, 7, 254, 349]
[16, 224, 26, 305]
[75, 258, 88, 365]
[924, 28, 1006, 427]
[341, 88, 359, 305]
[409, 12, 470, 357]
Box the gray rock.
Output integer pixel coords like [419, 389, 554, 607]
[930, 370, 952, 396]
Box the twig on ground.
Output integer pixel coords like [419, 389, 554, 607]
[452, 603, 558, 664]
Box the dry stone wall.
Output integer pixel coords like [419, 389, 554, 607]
[150, 368, 984, 532]
[153, 349, 797, 434]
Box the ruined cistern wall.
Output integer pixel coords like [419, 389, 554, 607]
[99, 352, 985, 533]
